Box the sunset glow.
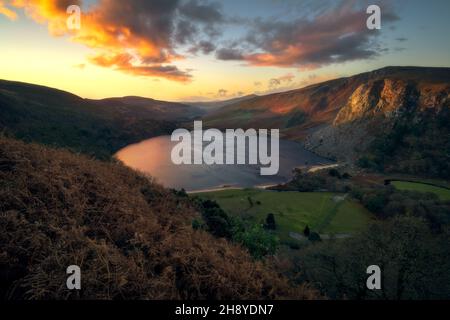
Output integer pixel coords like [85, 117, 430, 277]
[1, 0, 449, 101]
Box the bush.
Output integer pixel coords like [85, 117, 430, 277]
[342, 173, 351, 179]
[265, 213, 276, 230]
[308, 232, 322, 242]
[195, 199, 233, 238]
[233, 223, 279, 260]
[328, 169, 341, 178]
[303, 225, 311, 237]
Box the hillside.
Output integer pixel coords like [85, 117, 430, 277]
[204, 66, 450, 170]
[185, 95, 258, 113]
[0, 136, 317, 299]
[91, 96, 204, 121]
[0, 80, 198, 159]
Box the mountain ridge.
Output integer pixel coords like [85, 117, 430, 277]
[203, 66, 450, 164]
[0, 79, 201, 159]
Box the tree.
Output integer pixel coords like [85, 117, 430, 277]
[328, 168, 341, 178]
[233, 224, 278, 259]
[265, 213, 276, 230]
[247, 196, 254, 208]
[303, 225, 311, 237]
[299, 216, 450, 299]
[196, 199, 233, 238]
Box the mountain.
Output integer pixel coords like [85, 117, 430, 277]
[204, 67, 450, 165]
[0, 80, 199, 159]
[185, 94, 258, 113]
[0, 136, 317, 299]
[90, 96, 204, 121]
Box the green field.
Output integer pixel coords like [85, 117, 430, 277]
[391, 181, 450, 201]
[195, 189, 372, 242]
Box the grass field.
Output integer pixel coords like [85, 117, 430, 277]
[391, 181, 450, 201]
[195, 189, 372, 242]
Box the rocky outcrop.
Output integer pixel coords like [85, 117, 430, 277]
[305, 74, 450, 161]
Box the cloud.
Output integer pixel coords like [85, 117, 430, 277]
[254, 72, 335, 96]
[215, 48, 244, 60]
[188, 40, 216, 55]
[0, 0, 18, 20]
[179, 0, 223, 24]
[221, 0, 399, 70]
[73, 63, 86, 69]
[217, 88, 228, 97]
[7, 0, 83, 36]
[88, 52, 191, 82]
[1, 0, 401, 78]
[269, 73, 295, 88]
[213, 88, 247, 99]
[2, 0, 224, 82]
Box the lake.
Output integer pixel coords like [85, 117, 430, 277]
[115, 134, 331, 192]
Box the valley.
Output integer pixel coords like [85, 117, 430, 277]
[193, 189, 372, 244]
[1, 66, 449, 300]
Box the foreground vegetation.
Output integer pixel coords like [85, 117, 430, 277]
[0, 137, 318, 299]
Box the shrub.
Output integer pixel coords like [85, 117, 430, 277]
[265, 213, 276, 230]
[233, 223, 279, 260]
[303, 225, 311, 237]
[308, 232, 322, 242]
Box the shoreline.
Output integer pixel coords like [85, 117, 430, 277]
[187, 184, 278, 194]
[187, 163, 341, 194]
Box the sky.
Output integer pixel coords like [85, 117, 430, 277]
[0, 0, 449, 101]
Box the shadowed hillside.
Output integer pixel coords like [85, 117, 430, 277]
[185, 95, 258, 114]
[91, 96, 204, 121]
[0, 80, 198, 160]
[0, 136, 318, 300]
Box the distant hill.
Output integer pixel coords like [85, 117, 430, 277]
[204, 67, 450, 174]
[185, 94, 258, 113]
[91, 96, 204, 121]
[0, 80, 199, 159]
[0, 136, 317, 299]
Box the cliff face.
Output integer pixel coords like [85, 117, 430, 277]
[334, 78, 449, 125]
[334, 79, 409, 125]
[304, 69, 450, 161]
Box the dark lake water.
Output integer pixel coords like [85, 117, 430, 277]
[115, 134, 331, 192]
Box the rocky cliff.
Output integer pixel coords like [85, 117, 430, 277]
[303, 68, 450, 161]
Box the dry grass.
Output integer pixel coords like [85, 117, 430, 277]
[0, 137, 319, 300]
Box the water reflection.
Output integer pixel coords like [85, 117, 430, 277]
[116, 134, 331, 192]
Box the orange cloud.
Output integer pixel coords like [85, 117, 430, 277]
[2, 0, 192, 82]
[88, 52, 191, 82]
[0, 0, 18, 20]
